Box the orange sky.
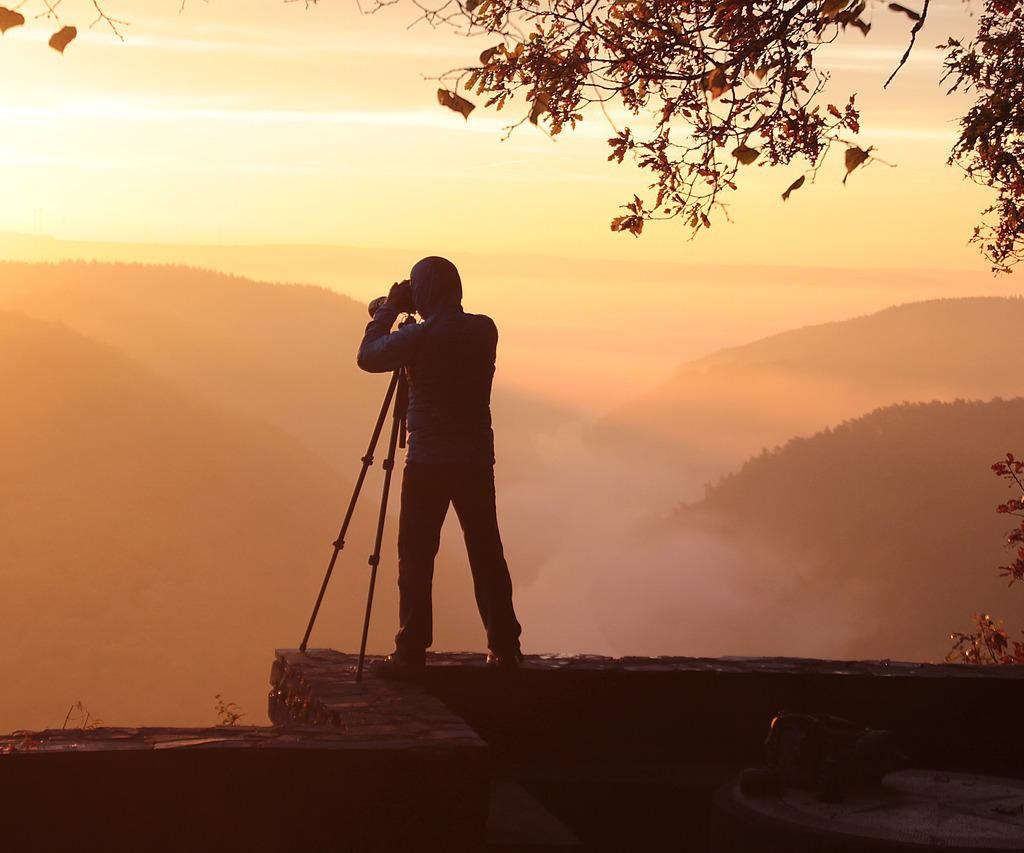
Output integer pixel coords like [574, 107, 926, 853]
[0, 0, 1001, 271]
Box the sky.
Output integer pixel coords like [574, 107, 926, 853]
[0, 0, 1003, 271]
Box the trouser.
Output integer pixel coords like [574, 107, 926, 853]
[395, 461, 522, 656]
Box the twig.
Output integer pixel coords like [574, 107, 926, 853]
[89, 0, 129, 39]
[884, 0, 931, 88]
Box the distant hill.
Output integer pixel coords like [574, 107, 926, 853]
[599, 298, 1024, 492]
[3, 232, 1008, 415]
[0, 311, 359, 731]
[0, 264, 567, 732]
[1, 262, 430, 467]
[0, 260, 571, 577]
[0, 260, 567, 469]
[9, 263, 1020, 723]
[659, 399, 1024, 661]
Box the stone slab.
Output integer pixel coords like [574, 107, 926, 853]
[268, 648, 487, 753]
[1, 693, 489, 853]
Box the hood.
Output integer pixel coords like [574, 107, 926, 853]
[410, 256, 462, 318]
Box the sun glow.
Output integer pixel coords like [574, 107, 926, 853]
[0, 0, 998, 270]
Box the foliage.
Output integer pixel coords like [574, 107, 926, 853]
[426, 0, 878, 238]
[680, 399, 1024, 660]
[0, 0, 125, 48]
[402, 0, 1020, 269]
[947, 613, 1024, 664]
[941, 0, 1024, 273]
[992, 451, 1024, 584]
[214, 694, 245, 727]
[947, 452, 1024, 663]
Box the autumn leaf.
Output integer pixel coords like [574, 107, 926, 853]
[888, 2, 921, 20]
[702, 68, 729, 99]
[731, 144, 760, 165]
[0, 6, 25, 33]
[781, 174, 806, 201]
[48, 25, 77, 53]
[479, 44, 501, 64]
[843, 146, 870, 183]
[610, 215, 643, 236]
[529, 94, 548, 125]
[820, 0, 850, 20]
[437, 88, 475, 120]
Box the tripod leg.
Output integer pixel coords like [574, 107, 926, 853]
[299, 370, 400, 652]
[356, 375, 406, 682]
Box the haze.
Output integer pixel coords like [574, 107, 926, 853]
[2, 0, 1022, 733]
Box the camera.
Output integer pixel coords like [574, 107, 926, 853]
[367, 279, 414, 317]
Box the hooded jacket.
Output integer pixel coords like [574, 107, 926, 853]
[356, 257, 497, 465]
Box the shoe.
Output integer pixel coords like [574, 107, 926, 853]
[485, 649, 523, 670]
[370, 650, 426, 678]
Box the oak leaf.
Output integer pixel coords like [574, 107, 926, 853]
[0, 6, 24, 33]
[610, 215, 643, 236]
[437, 88, 475, 120]
[781, 174, 806, 201]
[731, 144, 760, 165]
[843, 146, 870, 183]
[888, 3, 921, 20]
[49, 25, 76, 53]
[529, 94, 548, 125]
[820, 0, 850, 19]
[702, 68, 729, 99]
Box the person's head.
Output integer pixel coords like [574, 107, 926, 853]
[410, 256, 462, 318]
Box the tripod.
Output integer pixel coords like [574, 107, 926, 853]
[299, 316, 414, 682]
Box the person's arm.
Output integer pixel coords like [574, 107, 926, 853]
[356, 285, 421, 372]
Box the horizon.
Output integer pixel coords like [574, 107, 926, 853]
[3, 230, 1019, 413]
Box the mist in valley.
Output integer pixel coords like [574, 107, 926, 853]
[2, 258, 1022, 733]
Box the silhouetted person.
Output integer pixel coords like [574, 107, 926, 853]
[357, 256, 523, 672]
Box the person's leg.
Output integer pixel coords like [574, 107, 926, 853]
[394, 462, 451, 659]
[451, 463, 522, 656]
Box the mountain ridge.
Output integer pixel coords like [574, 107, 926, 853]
[598, 296, 1024, 496]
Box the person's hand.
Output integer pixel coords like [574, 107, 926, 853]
[387, 279, 414, 313]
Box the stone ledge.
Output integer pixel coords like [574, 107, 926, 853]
[268, 648, 488, 753]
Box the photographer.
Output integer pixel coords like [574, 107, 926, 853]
[357, 256, 523, 673]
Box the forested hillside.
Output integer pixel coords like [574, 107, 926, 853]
[674, 399, 1024, 660]
[600, 298, 1024, 490]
